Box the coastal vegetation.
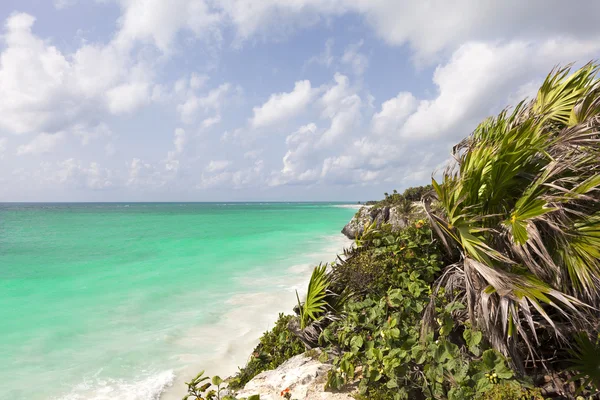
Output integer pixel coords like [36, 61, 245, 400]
[186, 63, 600, 399]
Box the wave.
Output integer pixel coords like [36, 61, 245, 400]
[53, 234, 353, 400]
[58, 370, 174, 400]
[158, 233, 353, 400]
[332, 204, 368, 209]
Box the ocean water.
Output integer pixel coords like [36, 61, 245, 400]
[0, 203, 356, 400]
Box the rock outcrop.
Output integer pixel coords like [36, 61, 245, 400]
[235, 352, 354, 400]
[341, 204, 422, 239]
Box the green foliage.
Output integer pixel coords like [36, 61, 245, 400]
[568, 332, 600, 391]
[183, 371, 260, 400]
[473, 381, 543, 400]
[333, 221, 441, 297]
[427, 62, 600, 368]
[322, 220, 543, 399]
[322, 273, 527, 400]
[228, 314, 304, 390]
[187, 64, 600, 398]
[375, 185, 434, 208]
[296, 264, 329, 329]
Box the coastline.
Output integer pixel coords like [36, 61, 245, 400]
[159, 233, 354, 400]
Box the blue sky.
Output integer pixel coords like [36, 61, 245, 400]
[1, 0, 600, 201]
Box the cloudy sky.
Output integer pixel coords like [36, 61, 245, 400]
[1, 0, 599, 201]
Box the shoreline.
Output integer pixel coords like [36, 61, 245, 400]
[159, 233, 354, 400]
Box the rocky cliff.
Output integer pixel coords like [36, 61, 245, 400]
[235, 351, 354, 400]
[341, 203, 423, 239]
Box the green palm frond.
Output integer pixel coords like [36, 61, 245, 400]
[568, 332, 600, 391]
[426, 62, 600, 370]
[297, 264, 329, 329]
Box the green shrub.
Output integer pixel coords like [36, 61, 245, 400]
[183, 371, 259, 400]
[371, 185, 434, 209]
[427, 63, 600, 370]
[332, 221, 442, 297]
[228, 314, 304, 390]
[474, 381, 543, 400]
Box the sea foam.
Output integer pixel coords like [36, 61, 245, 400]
[59, 370, 174, 400]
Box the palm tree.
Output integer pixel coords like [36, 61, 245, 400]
[290, 264, 350, 349]
[424, 63, 600, 370]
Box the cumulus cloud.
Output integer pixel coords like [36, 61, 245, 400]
[127, 158, 165, 188]
[199, 159, 264, 189]
[330, 39, 600, 185]
[317, 73, 361, 147]
[113, 0, 222, 52]
[174, 128, 187, 153]
[250, 80, 316, 128]
[178, 83, 232, 124]
[17, 132, 66, 155]
[305, 38, 335, 69]
[190, 73, 209, 90]
[371, 92, 417, 136]
[0, 12, 156, 135]
[341, 40, 368, 75]
[106, 82, 151, 114]
[201, 115, 222, 129]
[224, 0, 600, 61]
[54, 159, 113, 189]
[206, 159, 231, 172]
[54, 0, 78, 9]
[71, 123, 113, 146]
[0, 137, 6, 158]
[5, 0, 600, 199]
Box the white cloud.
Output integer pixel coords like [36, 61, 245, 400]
[371, 92, 417, 135]
[0, 137, 6, 158]
[341, 40, 368, 75]
[54, 159, 113, 189]
[106, 82, 151, 114]
[399, 39, 600, 141]
[113, 0, 222, 52]
[71, 123, 113, 146]
[317, 73, 361, 147]
[201, 115, 222, 129]
[305, 38, 335, 68]
[178, 83, 232, 124]
[0, 13, 155, 135]
[54, 0, 78, 9]
[206, 159, 231, 172]
[190, 73, 209, 90]
[250, 80, 315, 128]
[17, 132, 66, 155]
[270, 123, 320, 186]
[243, 149, 262, 159]
[127, 158, 165, 188]
[174, 128, 187, 153]
[215, 0, 600, 61]
[199, 159, 264, 189]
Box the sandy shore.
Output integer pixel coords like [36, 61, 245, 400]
[159, 233, 354, 399]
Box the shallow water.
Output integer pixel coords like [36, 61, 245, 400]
[0, 203, 355, 400]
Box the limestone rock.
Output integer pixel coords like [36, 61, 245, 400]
[235, 352, 354, 400]
[340, 206, 373, 239]
[341, 203, 423, 239]
[387, 206, 408, 231]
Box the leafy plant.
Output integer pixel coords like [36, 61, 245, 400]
[290, 264, 350, 349]
[425, 62, 600, 370]
[228, 314, 304, 390]
[183, 371, 260, 400]
[296, 264, 329, 330]
[568, 332, 600, 391]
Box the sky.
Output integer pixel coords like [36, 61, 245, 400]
[1, 1, 600, 202]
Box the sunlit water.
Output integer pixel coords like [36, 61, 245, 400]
[0, 203, 355, 400]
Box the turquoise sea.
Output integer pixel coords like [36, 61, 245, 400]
[0, 203, 356, 400]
